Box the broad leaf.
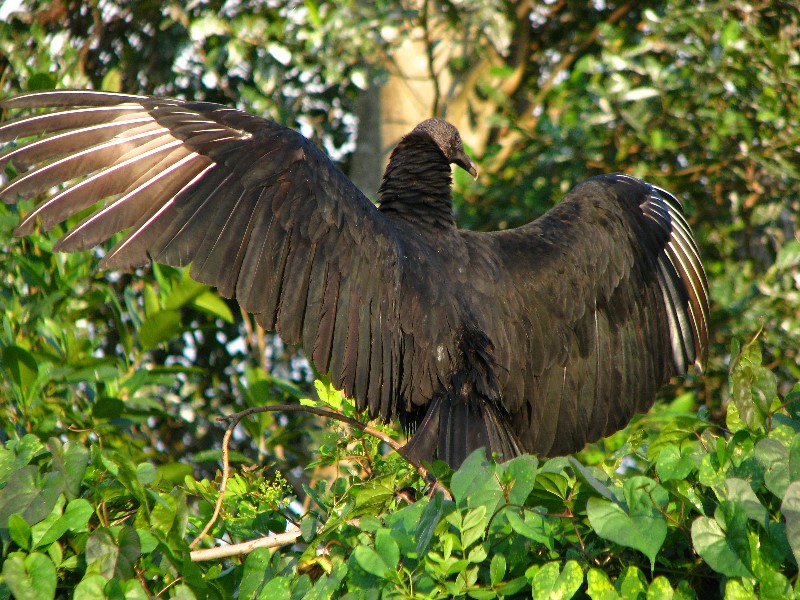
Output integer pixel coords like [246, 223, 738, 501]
[586, 476, 668, 566]
[2, 552, 57, 600]
[691, 504, 752, 578]
[781, 481, 800, 567]
[138, 309, 183, 350]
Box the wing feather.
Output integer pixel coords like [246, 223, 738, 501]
[0, 90, 407, 427]
[484, 173, 708, 456]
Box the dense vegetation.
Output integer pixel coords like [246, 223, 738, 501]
[1, 1, 798, 598]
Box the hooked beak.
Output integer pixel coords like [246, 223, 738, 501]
[454, 150, 479, 179]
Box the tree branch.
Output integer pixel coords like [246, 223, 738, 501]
[191, 525, 304, 561]
[489, 1, 636, 168]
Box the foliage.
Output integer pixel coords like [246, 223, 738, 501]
[1, 0, 799, 598]
[2, 306, 800, 597]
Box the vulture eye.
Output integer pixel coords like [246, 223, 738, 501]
[0, 91, 708, 469]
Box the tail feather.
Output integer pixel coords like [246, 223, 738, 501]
[401, 395, 523, 468]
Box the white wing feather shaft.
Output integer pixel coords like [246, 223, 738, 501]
[0, 96, 251, 263]
[637, 178, 709, 372]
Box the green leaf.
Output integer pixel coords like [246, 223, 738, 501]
[756, 568, 792, 600]
[0, 435, 44, 487]
[725, 478, 767, 525]
[351, 476, 396, 516]
[790, 434, 800, 483]
[780, 481, 800, 567]
[353, 546, 391, 578]
[460, 505, 489, 549]
[136, 530, 159, 555]
[138, 310, 183, 350]
[415, 494, 449, 555]
[450, 449, 503, 511]
[530, 562, 559, 598]
[304, 0, 321, 27]
[489, 553, 506, 586]
[240, 548, 274, 598]
[73, 575, 108, 599]
[723, 579, 755, 599]
[171, 584, 201, 599]
[374, 529, 399, 571]
[721, 19, 742, 48]
[101, 67, 123, 92]
[467, 543, 487, 563]
[85, 526, 141, 580]
[754, 434, 800, 497]
[647, 417, 698, 460]
[8, 513, 31, 550]
[26, 72, 58, 90]
[656, 444, 699, 482]
[3, 345, 39, 398]
[617, 566, 647, 597]
[505, 510, 552, 548]
[691, 507, 752, 578]
[85, 528, 118, 580]
[163, 277, 208, 311]
[533, 470, 570, 501]
[2, 552, 57, 600]
[775, 240, 800, 270]
[257, 577, 291, 600]
[143, 282, 161, 316]
[570, 457, 620, 504]
[192, 291, 234, 322]
[136, 462, 157, 485]
[586, 477, 668, 566]
[33, 498, 93, 549]
[503, 454, 538, 505]
[48, 439, 89, 500]
[532, 560, 583, 600]
[586, 567, 619, 600]
[646, 576, 675, 599]
[729, 338, 776, 431]
[307, 559, 347, 599]
[0, 466, 64, 528]
[497, 576, 528, 597]
[314, 378, 342, 409]
[92, 397, 125, 419]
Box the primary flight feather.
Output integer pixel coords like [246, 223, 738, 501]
[0, 90, 709, 467]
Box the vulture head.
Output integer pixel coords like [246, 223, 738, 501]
[408, 118, 479, 179]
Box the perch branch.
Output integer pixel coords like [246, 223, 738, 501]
[191, 525, 304, 561]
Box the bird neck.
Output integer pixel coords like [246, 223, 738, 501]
[377, 138, 456, 229]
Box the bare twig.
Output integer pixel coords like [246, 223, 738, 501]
[190, 525, 304, 561]
[189, 410, 240, 549]
[219, 404, 404, 452]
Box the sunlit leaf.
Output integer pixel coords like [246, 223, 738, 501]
[2, 552, 57, 600]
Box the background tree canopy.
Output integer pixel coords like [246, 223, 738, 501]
[0, 1, 798, 598]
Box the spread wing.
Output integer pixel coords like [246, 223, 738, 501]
[0, 89, 406, 420]
[482, 174, 709, 456]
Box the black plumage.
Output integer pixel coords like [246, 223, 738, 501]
[0, 90, 709, 468]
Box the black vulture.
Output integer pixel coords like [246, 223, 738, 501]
[0, 90, 709, 468]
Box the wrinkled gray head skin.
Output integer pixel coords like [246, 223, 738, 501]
[411, 118, 478, 178]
